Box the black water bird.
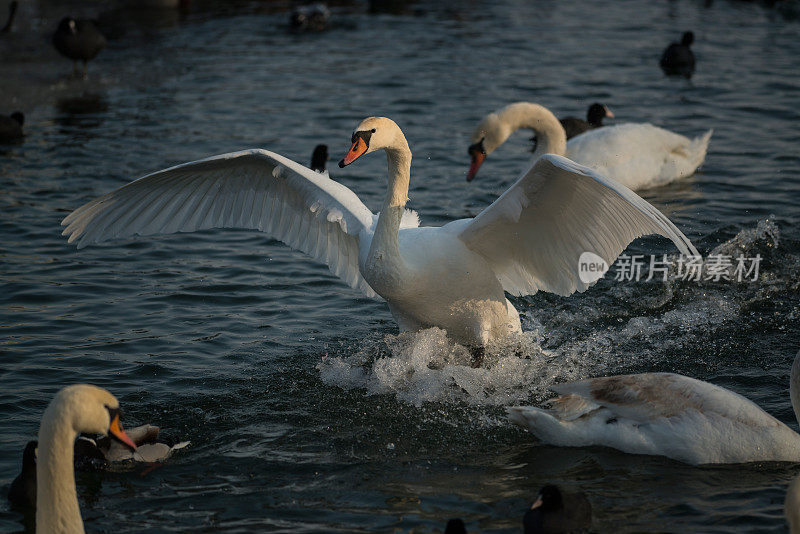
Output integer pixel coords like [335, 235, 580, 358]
[290, 3, 331, 32]
[0, 111, 24, 142]
[660, 31, 695, 77]
[1, 1, 17, 33]
[52, 17, 107, 77]
[311, 144, 328, 172]
[559, 103, 614, 139]
[7, 441, 37, 509]
[444, 518, 467, 533]
[522, 485, 592, 534]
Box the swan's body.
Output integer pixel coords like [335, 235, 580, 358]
[467, 102, 712, 190]
[508, 351, 800, 465]
[36, 384, 135, 534]
[62, 117, 697, 348]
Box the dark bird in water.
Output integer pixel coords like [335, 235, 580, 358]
[522, 485, 592, 534]
[290, 3, 331, 32]
[74, 424, 189, 465]
[7, 441, 37, 509]
[559, 103, 614, 140]
[7, 426, 188, 511]
[660, 31, 696, 78]
[52, 17, 107, 77]
[1, 0, 17, 33]
[0, 111, 24, 142]
[311, 144, 328, 172]
[444, 518, 467, 533]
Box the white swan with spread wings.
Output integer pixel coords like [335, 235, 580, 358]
[62, 117, 698, 347]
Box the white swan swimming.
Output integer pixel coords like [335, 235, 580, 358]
[467, 102, 713, 191]
[508, 351, 800, 465]
[36, 384, 136, 534]
[62, 116, 698, 348]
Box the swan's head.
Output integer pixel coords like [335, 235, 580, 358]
[46, 384, 137, 451]
[338, 116, 405, 167]
[466, 112, 509, 182]
[681, 31, 694, 46]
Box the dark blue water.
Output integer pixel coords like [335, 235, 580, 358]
[2, 0, 800, 532]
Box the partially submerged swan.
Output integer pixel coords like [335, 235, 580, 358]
[467, 102, 712, 190]
[508, 350, 800, 465]
[62, 117, 697, 348]
[36, 384, 136, 533]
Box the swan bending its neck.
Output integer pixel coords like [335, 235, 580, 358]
[468, 102, 566, 181]
[36, 385, 136, 534]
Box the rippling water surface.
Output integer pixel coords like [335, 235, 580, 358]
[2, 0, 800, 532]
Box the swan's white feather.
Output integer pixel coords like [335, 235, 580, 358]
[508, 372, 800, 465]
[61, 126, 696, 347]
[458, 154, 699, 297]
[567, 123, 713, 190]
[61, 149, 384, 299]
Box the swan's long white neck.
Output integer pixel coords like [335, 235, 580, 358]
[366, 140, 412, 297]
[485, 102, 567, 159]
[37, 400, 85, 534]
[791, 350, 800, 426]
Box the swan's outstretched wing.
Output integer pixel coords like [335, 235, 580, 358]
[550, 373, 776, 427]
[62, 149, 379, 298]
[457, 154, 699, 296]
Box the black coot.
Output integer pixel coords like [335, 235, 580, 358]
[660, 31, 695, 77]
[52, 17, 107, 77]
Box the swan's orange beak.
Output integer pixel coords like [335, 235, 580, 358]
[338, 137, 368, 168]
[605, 106, 615, 119]
[466, 151, 485, 182]
[109, 413, 137, 451]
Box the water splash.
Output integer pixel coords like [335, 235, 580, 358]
[318, 218, 798, 408]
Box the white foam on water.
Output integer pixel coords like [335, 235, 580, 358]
[317, 218, 796, 408]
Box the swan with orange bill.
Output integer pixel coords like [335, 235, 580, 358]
[35, 384, 136, 533]
[467, 102, 712, 190]
[61, 116, 698, 349]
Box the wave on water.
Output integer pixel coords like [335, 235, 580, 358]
[318, 218, 799, 408]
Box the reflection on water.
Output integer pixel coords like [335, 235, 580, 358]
[54, 93, 108, 135]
